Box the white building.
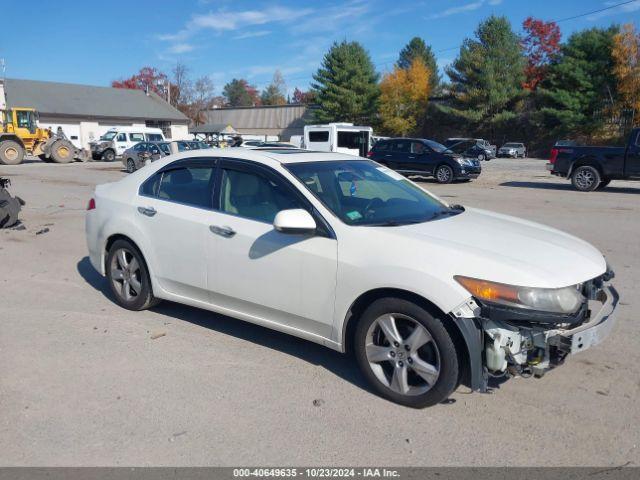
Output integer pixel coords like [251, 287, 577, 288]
[4, 78, 189, 149]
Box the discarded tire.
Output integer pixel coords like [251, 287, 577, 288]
[0, 178, 25, 228]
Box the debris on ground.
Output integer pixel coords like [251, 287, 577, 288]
[312, 399, 325, 407]
[0, 177, 25, 229]
[150, 332, 166, 340]
[35, 227, 50, 235]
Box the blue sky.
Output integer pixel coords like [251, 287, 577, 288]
[1, 0, 638, 95]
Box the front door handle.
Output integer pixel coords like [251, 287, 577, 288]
[209, 225, 236, 238]
[137, 206, 157, 217]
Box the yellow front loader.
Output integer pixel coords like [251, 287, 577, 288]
[0, 107, 88, 165]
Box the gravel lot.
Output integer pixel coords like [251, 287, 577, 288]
[1, 157, 638, 467]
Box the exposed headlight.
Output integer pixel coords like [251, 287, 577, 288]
[455, 158, 474, 166]
[454, 276, 585, 314]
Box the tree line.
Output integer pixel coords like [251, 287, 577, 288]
[112, 15, 639, 152]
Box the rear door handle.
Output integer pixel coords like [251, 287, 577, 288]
[209, 225, 236, 238]
[137, 206, 157, 217]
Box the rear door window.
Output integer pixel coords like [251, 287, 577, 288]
[390, 140, 410, 153]
[308, 131, 330, 142]
[140, 159, 216, 209]
[337, 131, 363, 149]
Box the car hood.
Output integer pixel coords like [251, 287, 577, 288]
[375, 207, 606, 289]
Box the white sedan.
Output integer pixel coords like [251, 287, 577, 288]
[86, 148, 618, 407]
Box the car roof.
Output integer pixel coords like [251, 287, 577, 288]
[148, 148, 363, 169]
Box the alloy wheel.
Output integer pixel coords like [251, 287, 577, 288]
[110, 248, 142, 302]
[436, 166, 452, 183]
[127, 159, 135, 173]
[365, 313, 441, 396]
[575, 169, 596, 189]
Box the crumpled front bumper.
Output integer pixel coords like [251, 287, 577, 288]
[549, 285, 618, 355]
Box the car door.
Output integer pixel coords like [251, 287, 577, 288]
[206, 159, 338, 339]
[115, 132, 128, 156]
[132, 142, 147, 166]
[136, 157, 217, 302]
[306, 129, 331, 152]
[388, 139, 412, 172]
[404, 141, 433, 175]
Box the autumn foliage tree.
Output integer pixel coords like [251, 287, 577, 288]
[521, 17, 561, 90]
[379, 59, 431, 136]
[292, 88, 316, 104]
[112, 67, 170, 98]
[223, 79, 260, 106]
[612, 23, 640, 125]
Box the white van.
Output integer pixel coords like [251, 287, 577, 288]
[303, 123, 373, 157]
[89, 126, 165, 161]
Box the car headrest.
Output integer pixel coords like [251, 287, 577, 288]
[170, 169, 193, 185]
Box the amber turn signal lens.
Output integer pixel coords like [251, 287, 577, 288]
[454, 276, 519, 303]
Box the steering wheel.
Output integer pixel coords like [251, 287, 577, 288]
[363, 197, 384, 219]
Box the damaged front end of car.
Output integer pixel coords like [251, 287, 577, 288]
[450, 269, 618, 391]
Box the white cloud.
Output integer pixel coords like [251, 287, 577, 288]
[428, 1, 484, 19]
[167, 43, 194, 54]
[427, 0, 499, 20]
[233, 30, 272, 40]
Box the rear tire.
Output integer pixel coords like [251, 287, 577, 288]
[126, 158, 136, 173]
[354, 297, 459, 408]
[106, 239, 160, 311]
[571, 165, 601, 192]
[50, 139, 75, 163]
[0, 140, 25, 165]
[435, 164, 454, 184]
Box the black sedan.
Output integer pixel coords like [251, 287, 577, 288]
[367, 138, 481, 183]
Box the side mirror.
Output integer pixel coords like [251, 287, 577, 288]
[273, 209, 316, 234]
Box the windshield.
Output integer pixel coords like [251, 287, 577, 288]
[424, 139, 453, 154]
[503, 143, 521, 148]
[286, 160, 458, 226]
[100, 132, 117, 141]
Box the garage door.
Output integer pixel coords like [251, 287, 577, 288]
[38, 122, 82, 149]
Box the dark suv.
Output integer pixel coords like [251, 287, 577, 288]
[367, 138, 482, 183]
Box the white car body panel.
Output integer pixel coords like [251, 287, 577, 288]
[86, 149, 608, 354]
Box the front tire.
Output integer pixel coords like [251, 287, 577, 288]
[106, 239, 160, 311]
[435, 164, 454, 184]
[354, 298, 459, 408]
[50, 139, 75, 163]
[571, 165, 601, 192]
[477, 153, 486, 161]
[101, 149, 116, 162]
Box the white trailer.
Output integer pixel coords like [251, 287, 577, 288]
[302, 123, 373, 157]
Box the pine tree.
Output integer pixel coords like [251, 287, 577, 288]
[223, 79, 259, 107]
[311, 41, 379, 124]
[397, 37, 440, 92]
[538, 26, 619, 135]
[444, 16, 525, 131]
